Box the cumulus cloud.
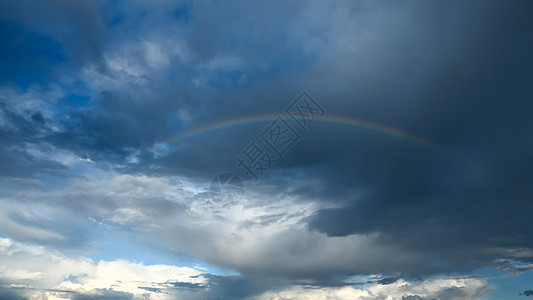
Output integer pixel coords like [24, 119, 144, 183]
[0, 238, 205, 300]
[0, 237, 496, 300]
[254, 276, 493, 300]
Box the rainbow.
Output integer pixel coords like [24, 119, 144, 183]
[138, 114, 432, 159]
[135, 114, 532, 201]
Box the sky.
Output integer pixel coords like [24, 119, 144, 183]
[1, 0, 533, 299]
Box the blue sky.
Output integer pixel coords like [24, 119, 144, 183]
[1, 0, 533, 299]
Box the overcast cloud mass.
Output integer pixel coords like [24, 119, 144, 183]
[1, 0, 533, 299]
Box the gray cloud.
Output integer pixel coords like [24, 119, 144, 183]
[0, 0, 107, 65]
[402, 296, 424, 300]
[1, 0, 533, 298]
[70, 289, 133, 300]
[0, 286, 27, 300]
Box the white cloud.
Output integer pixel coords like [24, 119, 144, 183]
[0, 201, 66, 242]
[82, 36, 191, 94]
[0, 171, 526, 284]
[256, 277, 492, 300]
[24, 142, 90, 167]
[0, 238, 204, 300]
[2, 172, 392, 277]
[0, 173, 456, 279]
[0, 85, 65, 132]
[0, 237, 495, 300]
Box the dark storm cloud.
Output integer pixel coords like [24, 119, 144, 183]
[167, 281, 205, 289]
[0, 286, 26, 300]
[0, 0, 107, 66]
[1, 0, 533, 287]
[378, 277, 400, 285]
[298, 0, 533, 276]
[129, 0, 533, 279]
[402, 296, 424, 300]
[199, 274, 283, 300]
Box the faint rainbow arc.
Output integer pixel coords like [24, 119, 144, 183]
[138, 114, 432, 159]
[136, 114, 533, 203]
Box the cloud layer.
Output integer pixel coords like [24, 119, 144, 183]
[1, 0, 533, 299]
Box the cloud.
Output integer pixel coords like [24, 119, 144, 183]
[1, 0, 533, 298]
[0, 165, 531, 283]
[402, 296, 424, 300]
[0, 0, 107, 66]
[253, 277, 492, 300]
[0, 237, 205, 299]
[0, 237, 496, 300]
[0, 171, 450, 278]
